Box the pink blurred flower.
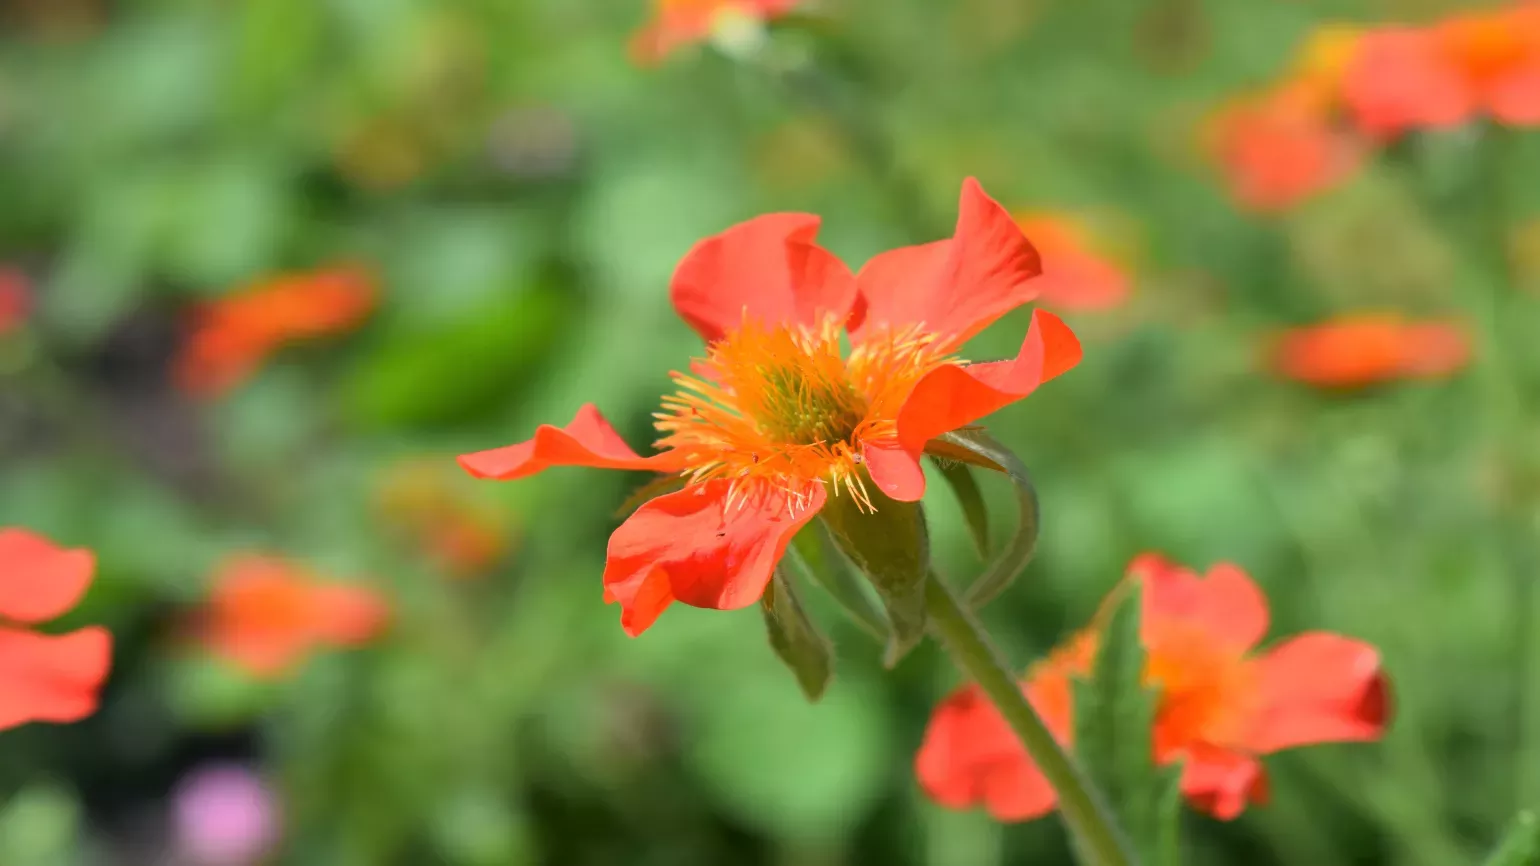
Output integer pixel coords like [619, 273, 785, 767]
[172, 764, 280, 866]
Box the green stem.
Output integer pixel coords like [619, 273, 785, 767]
[924, 576, 1139, 866]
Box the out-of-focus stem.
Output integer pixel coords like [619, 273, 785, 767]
[924, 575, 1140, 866]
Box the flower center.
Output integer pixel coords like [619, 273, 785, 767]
[1143, 627, 1258, 758]
[654, 316, 952, 511]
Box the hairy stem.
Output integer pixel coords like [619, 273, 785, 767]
[925, 576, 1140, 866]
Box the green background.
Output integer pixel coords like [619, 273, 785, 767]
[2, 0, 1538, 863]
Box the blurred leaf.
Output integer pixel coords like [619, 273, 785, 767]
[929, 430, 1040, 610]
[761, 571, 834, 701]
[0, 781, 80, 866]
[933, 457, 990, 558]
[1483, 812, 1540, 866]
[430, 787, 535, 866]
[164, 656, 280, 728]
[691, 676, 893, 845]
[344, 285, 568, 429]
[230, 0, 323, 120]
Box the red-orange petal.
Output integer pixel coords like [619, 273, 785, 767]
[1177, 745, 1269, 820]
[309, 584, 391, 648]
[915, 685, 1058, 821]
[1272, 315, 1471, 388]
[669, 213, 857, 344]
[0, 626, 112, 731]
[601, 480, 824, 637]
[1343, 27, 1475, 139]
[1491, 61, 1540, 125]
[1013, 217, 1131, 312]
[0, 528, 97, 625]
[1134, 555, 1269, 653]
[851, 178, 1042, 349]
[1246, 632, 1390, 753]
[458, 403, 685, 480]
[866, 310, 1081, 502]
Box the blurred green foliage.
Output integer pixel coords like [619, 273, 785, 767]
[2, 0, 1540, 864]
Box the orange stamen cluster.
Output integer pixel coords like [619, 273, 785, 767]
[654, 315, 953, 512]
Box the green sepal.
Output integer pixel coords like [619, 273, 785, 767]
[761, 570, 835, 702]
[1070, 580, 1180, 865]
[1481, 812, 1540, 866]
[784, 524, 887, 642]
[928, 430, 1041, 609]
[817, 486, 929, 668]
[932, 457, 990, 559]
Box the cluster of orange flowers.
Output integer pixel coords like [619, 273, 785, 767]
[1209, 3, 1540, 212]
[174, 265, 377, 399]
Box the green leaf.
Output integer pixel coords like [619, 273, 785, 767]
[817, 486, 929, 667]
[784, 523, 887, 641]
[1070, 580, 1180, 865]
[933, 457, 990, 558]
[929, 430, 1041, 609]
[1482, 812, 1540, 866]
[761, 570, 835, 701]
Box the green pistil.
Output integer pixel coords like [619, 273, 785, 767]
[756, 365, 867, 447]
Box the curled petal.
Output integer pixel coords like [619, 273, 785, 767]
[1246, 632, 1390, 753]
[852, 178, 1042, 349]
[0, 528, 97, 624]
[866, 310, 1080, 502]
[1133, 555, 1269, 653]
[0, 626, 112, 731]
[602, 481, 825, 637]
[670, 213, 857, 344]
[458, 404, 685, 481]
[1177, 745, 1269, 820]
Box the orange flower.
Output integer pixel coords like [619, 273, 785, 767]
[1272, 313, 1470, 388]
[175, 266, 377, 399]
[376, 460, 513, 578]
[1010, 214, 1131, 312]
[630, 0, 800, 64]
[459, 179, 1081, 636]
[916, 555, 1389, 822]
[1206, 85, 1361, 212]
[0, 528, 112, 730]
[0, 268, 30, 336]
[1435, 4, 1540, 126]
[1341, 23, 1478, 137]
[198, 555, 389, 679]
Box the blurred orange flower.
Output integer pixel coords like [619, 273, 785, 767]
[1342, 5, 1540, 136]
[198, 555, 389, 679]
[1435, 4, 1540, 126]
[916, 555, 1389, 822]
[1206, 85, 1361, 212]
[175, 266, 377, 399]
[1011, 214, 1131, 312]
[458, 179, 1080, 636]
[1272, 313, 1470, 388]
[0, 269, 31, 336]
[0, 528, 112, 730]
[1343, 26, 1474, 138]
[376, 460, 513, 578]
[630, 0, 800, 64]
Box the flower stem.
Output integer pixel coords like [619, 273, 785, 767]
[924, 575, 1140, 866]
